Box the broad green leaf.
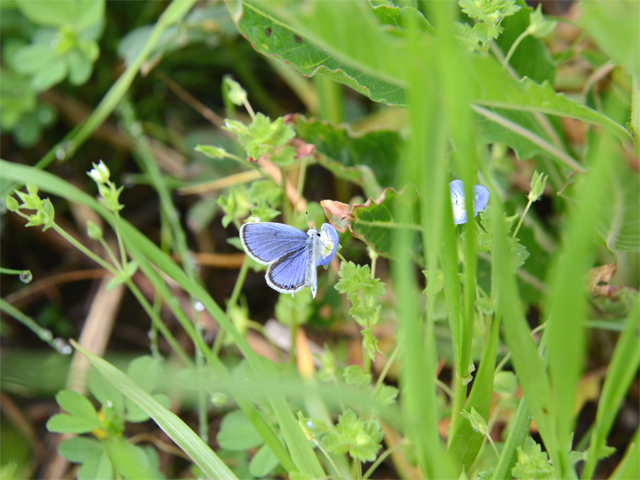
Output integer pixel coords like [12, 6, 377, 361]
[55, 390, 101, 425]
[598, 157, 640, 252]
[217, 410, 265, 451]
[496, 0, 556, 85]
[67, 50, 93, 85]
[471, 55, 632, 143]
[105, 437, 164, 480]
[230, 1, 407, 106]
[78, 450, 113, 480]
[30, 57, 68, 92]
[89, 368, 125, 417]
[59, 437, 104, 463]
[46, 413, 102, 434]
[292, 114, 400, 191]
[477, 107, 568, 162]
[249, 443, 280, 478]
[71, 341, 238, 480]
[581, 0, 640, 76]
[16, 0, 76, 26]
[10, 44, 56, 75]
[238, 0, 631, 144]
[369, 1, 436, 35]
[322, 186, 422, 262]
[126, 356, 160, 393]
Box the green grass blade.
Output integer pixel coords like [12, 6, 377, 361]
[581, 298, 640, 479]
[489, 187, 559, 473]
[448, 313, 501, 468]
[493, 397, 532, 479]
[609, 427, 639, 480]
[70, 340, 237, 480]
[545, 132, 614, 477]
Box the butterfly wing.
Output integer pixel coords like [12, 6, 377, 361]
[240, 222, 309, 265]
[266, 242, 312, 295]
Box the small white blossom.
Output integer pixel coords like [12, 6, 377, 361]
[87, 160, 110, 184]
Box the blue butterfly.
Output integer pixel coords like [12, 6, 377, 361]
[240, 221, 339, 298]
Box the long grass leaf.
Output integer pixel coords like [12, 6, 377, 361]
[70, 340, 237, 480]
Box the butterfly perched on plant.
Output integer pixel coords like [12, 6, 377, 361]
[240, 221, 339, 297]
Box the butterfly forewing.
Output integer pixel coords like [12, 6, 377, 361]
[266, 243, 310, 294]
[240, 222, 309, 265]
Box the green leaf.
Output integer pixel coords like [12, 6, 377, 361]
[581, 1, 640, 76]
[78, 450, 113, 480]
[598, 158, 640, 252]
[249, 443, 280, 478]
[335, 262, 385, 326]
[16, 0, 76, 26]
[362, 328, 382, 361]
[105, 437, 164, 480]
[476, 207, 530, 270]
[322, 187, 422, 262]
[71, 341, 238, 480]
[126, 356, 160, 393]
[217, 410, 265, 451]
[59, 437, 104, 463]
[374, 385, 399, 406]
[369, 1, 436, 35]
[512, 437, 553, 480]
[230, 1, 406, 106]
[46, 413, 102, 434]
[320, 410, 384, 462]
[67, 50, 93, 85]
[55, 389, 101, 426]
[88, 368, 125, 417]
[30, 57, 68, 92]
[292, 114, 400, 192]
[10, 44, 56, 75]
[343, 365, 371, 387]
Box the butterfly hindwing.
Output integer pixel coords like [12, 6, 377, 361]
[266, 242, 310, 294]
[240, 222, 309, 265]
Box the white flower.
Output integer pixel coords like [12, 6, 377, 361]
[87, 160, 110, 184]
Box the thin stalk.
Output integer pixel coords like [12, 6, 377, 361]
[374, 343, 400, 392]
[98, 237, 123, 272]
[213, 258, 251, 356]
[502, 30, 530, 69]
[113, 211, 128, 269]
[289, 321, 299, 365]
[280, 166, 291, 224]
[312, 438, 343, 479]
[52, 224, 119, 274]
[512, 198, 534, 239]
[294, 157, 308, 216]
[363, 443, 404, 480]
[0, 299, 62, 351]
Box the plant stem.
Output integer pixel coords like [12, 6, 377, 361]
[213, 257, 250, 355]
[294, 157, 308, 216]
[502, 30, 529, 69]
[363, 443, 404, 480]
[0, 299, 62, 351]
[289, 320, 299, 365]
[512, 198, 533, 239]
[280, 166, 291, 224]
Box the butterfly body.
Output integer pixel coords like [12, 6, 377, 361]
[240, 222, 339, 297]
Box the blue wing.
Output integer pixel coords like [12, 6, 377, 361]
[240, 222, 309, 265]
[266, 244, 310, 295]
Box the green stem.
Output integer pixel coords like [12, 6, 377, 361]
[52, 224, 119, 275]
[113, 211, 128, 268]
[98, 237, 123, 272]
[502, 30, 530, 69]
[355, 457, 362, 480]
[0, 267, 29, 276]
[448, 375, 467, 447]
[294, 157, 308, 217]
[363, 443, 404, 480]
[213, 258, 251, 356]
[0, 299, 62, 352]
[313, 438, 344, 479]
[280, 166, 291, 224]
[512, 199, 533, 239]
